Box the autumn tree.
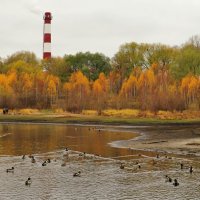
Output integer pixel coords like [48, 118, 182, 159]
[92, 73, 109, 114]
[63, 71, 90, 112]
[119, 73, 138, 108]
[46, 74, 60, 107]
[137, 67, 156, 110]
[180, 75, 199, 109]
[18, 72, 33, 107]
[0, 70, 17, 108]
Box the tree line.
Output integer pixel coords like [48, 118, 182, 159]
[0, 35, 200, 113]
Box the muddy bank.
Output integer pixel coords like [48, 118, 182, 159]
[110, 125, 200, 156]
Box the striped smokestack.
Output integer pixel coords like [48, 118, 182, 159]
[43, 12, 52, 59]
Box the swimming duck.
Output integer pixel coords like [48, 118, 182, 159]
[189, 166, 193, 174]
[65, 147, 69, 151]
[25, 177, 32, 186]
[165, 175, 172, 182]
[47, 159, 51, 163]
[31, 157, 36, 163]
[61, 162, 66, 167]
[120, 163, 125, 169]
[6, 167, 14, 173]
[173, 179, 179, 186]
[79, 152, 86, 157]
[42, 161, 47, 166]
[73, 171, 81, 177]
[180, 163, 183, 170]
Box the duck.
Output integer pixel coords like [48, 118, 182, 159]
[22, 155, 25, 160]
[65, 147, 69, 151]
[47, 159, 51, 163]
[79, 152, 86, 157]
[31, 158, 36, 163]
[6, 167, 14, 173]
[189, 166, 193, 174]
[180, 163, 183, 170]
[120, 163, 125, 169]
[73, 171, 81, 177]
[61, 162, 66, 167]
[165, 175, 172, 182]
[25, 177, 32, 186]
[42, 161, 47, 166]
[173, 179, 179, 186]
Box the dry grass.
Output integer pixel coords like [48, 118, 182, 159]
[16, 109, 40, 115]
[1, 107, 200, 120]
[157, 111, 176, 119]
[137, 110, 155, 118]
[83, 109, 200, 120]
[157, 110, 200, 120]
[82, 110, 98, 115]
[101, 109, 140, 117]
[52, 108, 65, 114]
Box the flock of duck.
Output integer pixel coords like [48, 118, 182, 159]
[6, 148, 84, 186]
[5, 145, 195, 188]
[164, 164, 193, 186]
[120, 154, 195, 187]
[5, 127, 105, 187]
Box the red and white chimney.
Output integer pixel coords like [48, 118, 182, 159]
[43, 12, 52, 59]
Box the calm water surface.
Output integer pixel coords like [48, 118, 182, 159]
[0, 123, 136, 157]
[0, 123, 200, 200]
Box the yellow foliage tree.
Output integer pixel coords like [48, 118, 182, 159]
[92, 73, 109, 113]
[63, 71, 90, 111]
[180, 75, 199, 108]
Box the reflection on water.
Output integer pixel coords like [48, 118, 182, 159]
[0, 123, 136, 157]
[0, 123, 200, 200]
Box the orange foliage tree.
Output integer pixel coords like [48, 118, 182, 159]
[180, 75, 199, 109]
[119, 74, 138, 108]
[92, 72, 109, 114]
[63, 71, 90, 112]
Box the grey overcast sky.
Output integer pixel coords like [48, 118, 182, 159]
[0, 0, 200, 59]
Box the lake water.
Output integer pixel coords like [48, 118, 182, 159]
[0, 123, 200, 200]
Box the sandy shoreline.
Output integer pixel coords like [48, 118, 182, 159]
[110, 125, 200, 156]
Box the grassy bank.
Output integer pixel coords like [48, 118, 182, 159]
[0, 112, 200, 126]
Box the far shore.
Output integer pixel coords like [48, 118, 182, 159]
[0, 113, 200, 126]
